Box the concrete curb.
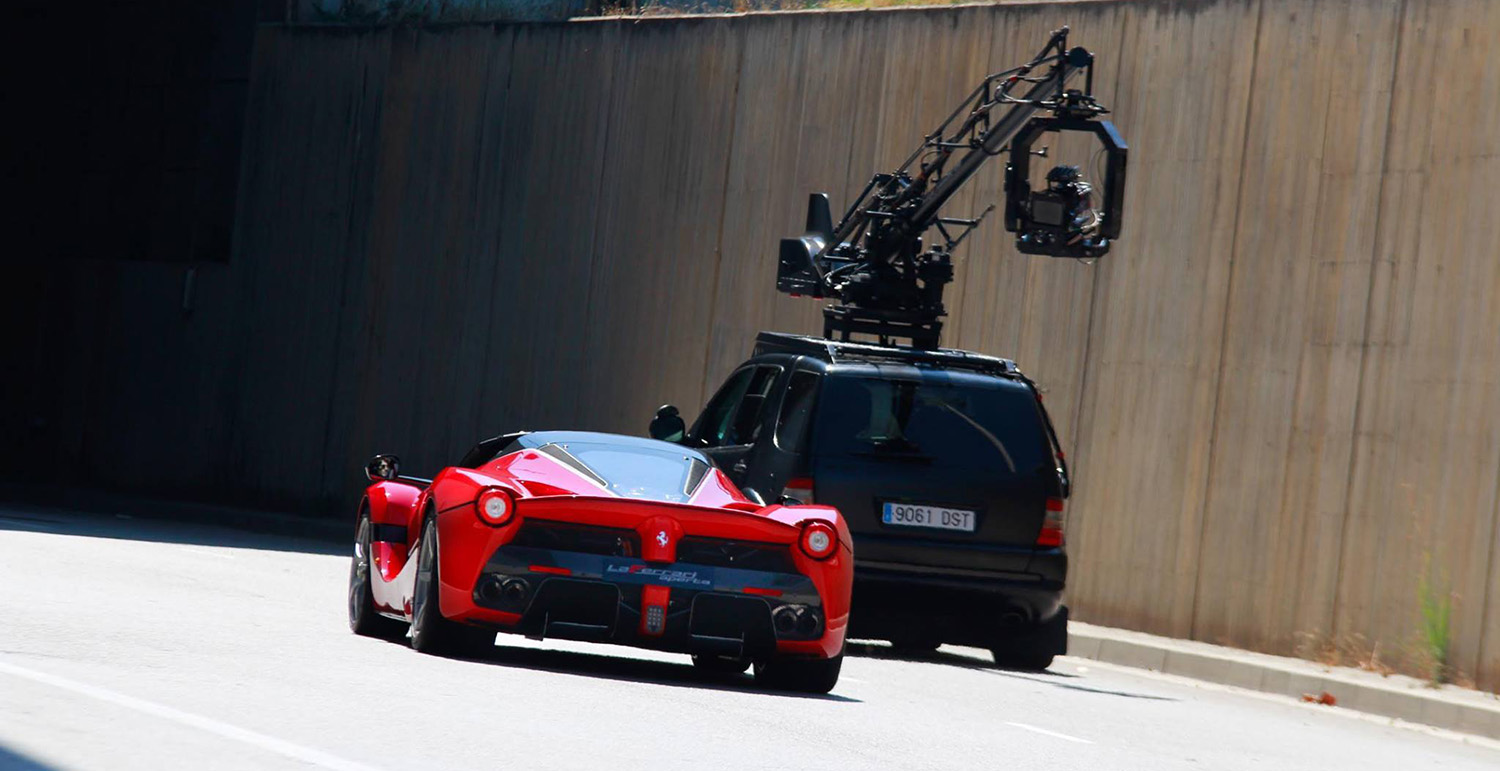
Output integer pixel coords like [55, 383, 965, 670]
[1068, 622, 1500, 740]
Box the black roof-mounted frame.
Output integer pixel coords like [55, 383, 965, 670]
[753, 331, 1021, 378]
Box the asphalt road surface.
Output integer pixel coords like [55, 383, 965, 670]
[3, 504, 1498, 771]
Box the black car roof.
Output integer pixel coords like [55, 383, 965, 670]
[815, 363, 1036, 392]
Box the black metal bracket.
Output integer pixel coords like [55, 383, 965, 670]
[822, 305, 944, 350]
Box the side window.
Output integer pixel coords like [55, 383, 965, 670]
[775, 372, 821, 453]
[693, 368, 755, 448]
[725, 366, 781, 446]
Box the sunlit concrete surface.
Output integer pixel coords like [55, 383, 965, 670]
[2, 504, 1497, 771]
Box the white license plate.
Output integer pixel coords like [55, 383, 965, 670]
[881, 502, 977, 533]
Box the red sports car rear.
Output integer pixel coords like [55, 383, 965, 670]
[348, 431, 852, 693]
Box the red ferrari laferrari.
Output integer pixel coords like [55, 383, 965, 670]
[347, 431, 853, 693]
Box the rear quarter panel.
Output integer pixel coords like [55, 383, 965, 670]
[366, 480, 422, 524]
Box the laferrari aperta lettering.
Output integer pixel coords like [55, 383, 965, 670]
[347, 431, 853, 693]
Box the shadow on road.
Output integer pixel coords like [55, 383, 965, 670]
[0, 743, 64, 771]
[847, 639, 1024, 670]
[985, 668, 1179, 701]
[0, 504, 345, 557]
[846, 640, 1178, 702]
[420, 640, 863, 703]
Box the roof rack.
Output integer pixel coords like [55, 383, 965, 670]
[753, 331, 1021, 377]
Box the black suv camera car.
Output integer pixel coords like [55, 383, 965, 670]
[652, 332, 1071, 670]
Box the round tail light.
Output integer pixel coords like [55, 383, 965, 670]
[475, 487, 515, 526]
[799, 521, 838, 560]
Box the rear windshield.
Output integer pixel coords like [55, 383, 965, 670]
[812, 375, 1052, 476]
[543, 442, 709, 502]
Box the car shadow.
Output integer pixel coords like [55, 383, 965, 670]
[0, 743, 65, 771]
[845, 640, 1177, 702]
[985, 668, 1178, 701]
[403, 638, 862, 703]
[847, 639, 1045, 671]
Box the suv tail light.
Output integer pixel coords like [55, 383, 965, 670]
[782, 476, 815, 505]
[1037, 497, 1065, 548]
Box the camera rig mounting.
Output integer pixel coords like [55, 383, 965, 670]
[775, 26, 1127, 349]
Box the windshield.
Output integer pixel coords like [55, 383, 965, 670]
[542, 441, 709, 502]
[813, 375, 1052, 476]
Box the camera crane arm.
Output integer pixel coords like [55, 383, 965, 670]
[826, 27, 1089, 263]
[775, 26, 1128, 349]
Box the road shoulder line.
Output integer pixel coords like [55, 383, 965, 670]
[1005, 721, 1095, 745]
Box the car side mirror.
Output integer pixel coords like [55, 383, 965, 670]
[366, 454, 400, 481]
[649, 404, 686, 443]
[742, 487, 767, 507]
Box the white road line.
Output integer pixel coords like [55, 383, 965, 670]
[1005, 721, 1095, 745]
[0, 659, 383, 771]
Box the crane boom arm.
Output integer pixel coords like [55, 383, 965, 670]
[773, 26, 1127, 349]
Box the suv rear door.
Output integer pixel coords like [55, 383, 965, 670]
[807, 368, 1061, 572]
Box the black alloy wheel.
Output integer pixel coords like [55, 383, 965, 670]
[410, 515, 494, 657]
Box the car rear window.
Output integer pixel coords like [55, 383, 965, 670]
[543, 442, 709, 502]
[811, 375, 1051, 476]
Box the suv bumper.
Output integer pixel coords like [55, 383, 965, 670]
[848, 559, 1066, 651]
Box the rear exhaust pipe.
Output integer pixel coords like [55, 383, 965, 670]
[502, 578, 531, 605]
[772, 606, 799, 635]
[478, 576, 506, 603]
[794, 607, 822, 637]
